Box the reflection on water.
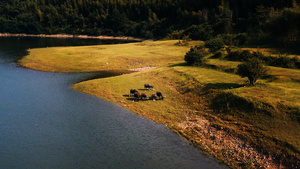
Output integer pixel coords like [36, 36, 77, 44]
[0, 37, 227, 169]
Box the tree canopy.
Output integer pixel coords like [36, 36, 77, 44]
[237, 58, 269, 85]
[0, 0, 300, 45]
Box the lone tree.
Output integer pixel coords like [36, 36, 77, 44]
[184, 45, 208, 66]
[237, 58, 269, 85]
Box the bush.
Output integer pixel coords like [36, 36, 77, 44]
[205, 37, 225, 53]
[271, 55, 297, 68]
[184, 45, 208, 66]
[165, 30, 184, 40]
[221, 33, 248, 47]
[211, 51, 224, 58]
[291, 57, 300, 68]
[175, 35, 191, 46]
[205, 33, 249, 53]
[183, 24, 214, 40]
[225, 50, 300, 69]
[262, 54, 300, 69]
[237, 58, 269, 85]
[225, 50, 252, 61]
[234, 33, 249, 45]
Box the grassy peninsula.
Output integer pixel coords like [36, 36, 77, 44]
[19, 40, 299, 168]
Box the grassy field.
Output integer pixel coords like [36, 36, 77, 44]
[19, 40, 201, 72]
[19, 40, 300, 168]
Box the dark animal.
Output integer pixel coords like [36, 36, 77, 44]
[156, 91, 164, 100]
[133, 92, 141, 101]
[144, 84, 154, 90]
[141, 93, 148, 100]
[130, 89, 138, 96]
[151, 93, 159, 101]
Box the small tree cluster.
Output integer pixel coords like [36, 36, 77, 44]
[184, 45, 208, 66]
[226, 50, 300, 69]
[204, 33, 248, 53]
[237, 58, 269, 85]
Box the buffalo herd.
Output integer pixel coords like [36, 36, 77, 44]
[129, 84, 164, 101]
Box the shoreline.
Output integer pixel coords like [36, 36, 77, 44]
[72, 68, 284, 169]
[18, 40, 298, 168]
[0, 33, 143, 41]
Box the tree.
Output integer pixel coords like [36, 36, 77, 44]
[214, 0, 233, 34]
[184, 45, 208, 66]
[264, 1, 300, 45]
[237, 58, 269, 85]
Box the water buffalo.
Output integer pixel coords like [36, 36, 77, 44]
[133, 92, 141, 101]
[156, 91, 164, 100]
[144, 84, 154, 90]
[130, 89, 138, 96]
[141, 93, 148, 100]
[151, 93, 159, 101]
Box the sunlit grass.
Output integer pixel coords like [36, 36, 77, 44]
[74, 64, 300, 154]
[19, 40, 201, 72]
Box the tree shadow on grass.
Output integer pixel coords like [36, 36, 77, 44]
[168, 62, 188, 67]
[204, 83, 244, 90]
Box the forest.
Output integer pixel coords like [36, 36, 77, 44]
[0, 0, 300, 49]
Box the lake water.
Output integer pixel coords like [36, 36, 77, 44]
[0, 37, 227, 169]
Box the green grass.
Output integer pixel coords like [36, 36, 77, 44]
[73, 64, 300, 167]
[19, 40, 300, 168]
[19, 40, 201, 72]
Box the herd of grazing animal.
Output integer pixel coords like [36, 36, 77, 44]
[129, 84, 164, 101]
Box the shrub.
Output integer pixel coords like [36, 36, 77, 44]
[165, 30, 184, 40]
[205, 37, 225, 53]
[211, 51, 224, 58]
[291, 57, 300, 69]
[205, 33, 248, 53]
[183, 24, 214, 40]
[184, 45, 208, 66]
[271, 55, 297, 68]
[237, 58, 269, 85]
[225, 50, 252, 61]
[225, 50, 300, 69]
[175, 35, 191, 46]
[234, 33, 249, 46]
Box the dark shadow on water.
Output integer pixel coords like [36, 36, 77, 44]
[204, 83, 244, 90]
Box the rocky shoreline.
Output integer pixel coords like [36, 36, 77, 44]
[177, 114, 285, 169]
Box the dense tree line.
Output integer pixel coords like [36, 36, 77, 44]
[0, 0, 299, 46]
